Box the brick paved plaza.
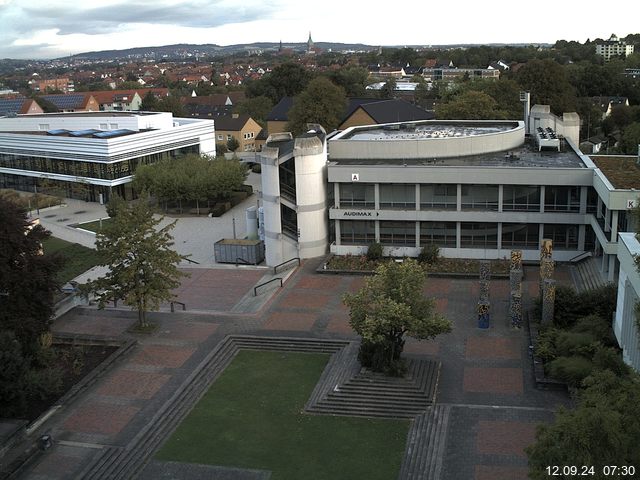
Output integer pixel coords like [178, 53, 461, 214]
[17, 260, 573, 480]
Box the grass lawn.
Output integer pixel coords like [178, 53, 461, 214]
[42, 237, 102, 283]
[156, 350, 409, 480]
[75, 217, 113, 233]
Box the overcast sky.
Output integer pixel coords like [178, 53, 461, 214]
[0, 0, 638, 60]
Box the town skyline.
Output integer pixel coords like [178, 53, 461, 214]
[1, 0, 638, 59]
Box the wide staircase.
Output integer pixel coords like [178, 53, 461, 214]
[571, 257, 608, 292]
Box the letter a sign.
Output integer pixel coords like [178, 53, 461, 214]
[351, 173, 359, 182]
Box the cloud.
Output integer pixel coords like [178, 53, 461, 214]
[0, 0, 283, 58]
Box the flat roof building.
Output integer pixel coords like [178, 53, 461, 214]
[0, 111, 215, 202]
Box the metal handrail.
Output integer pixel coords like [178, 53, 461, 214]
[569, 251, 592, 263]
[170, 301, 186, 312]
[273, 257, 301, 274]
[254, 277, 283, 296]
[181, 256, 200, 265]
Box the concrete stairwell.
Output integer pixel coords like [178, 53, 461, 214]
[571, 257, 608, 293]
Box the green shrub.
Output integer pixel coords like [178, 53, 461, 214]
[366, 242, 383, 261]
[551, 285, 580, 327]
[550, 284, 617, 328]
[417, 244, 440, 264]
[546, 356, 594, 386]
[592, 346, 630, 378]
[535, 327, 559, 362]
[571, 314, 616, 346]
[555, 331, 600, 357]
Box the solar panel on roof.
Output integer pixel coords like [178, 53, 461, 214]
[0, 99, 25, 116]
[92, 129, 135, 139]
[69, 129, 100, 137]
[42, 94, 85, 109]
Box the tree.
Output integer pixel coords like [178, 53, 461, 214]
[236, 95, 273, 126]
[436, 90, 506, 120]
[0, 197, 59, 356]
[226, 136, 240, 152]
[515, 59, 577, 114]
[245, 62, 313, 103]
[329, 66, 370, 97]
[619, 122, 640, 154]
[140, 91, 159, 111]
[379, 77, 397, 99]
[86, 200, 188, 328]
[286, 77, 347, 134]
[343, 259, 452, 374]
[527, 370, 640, 479]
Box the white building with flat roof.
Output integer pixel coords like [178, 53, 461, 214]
[0, 111, 215, 202]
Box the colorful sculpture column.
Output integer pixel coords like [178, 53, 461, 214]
[539, 239, 556, 325]
[509, 250, 523, 328]
[478, 260, 491, 328]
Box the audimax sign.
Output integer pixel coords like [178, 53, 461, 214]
[342, 210, 379, 217]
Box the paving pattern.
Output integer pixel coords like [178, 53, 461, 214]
[16, 261, 575, 480]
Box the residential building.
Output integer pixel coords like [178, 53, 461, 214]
[266, 97, 294, 136]
[29, 77, 74, 93]
[0, 98, 44, 117]
[590, 96, 630, 119]
[89, 90, 143, 111]
[39, 93, 100, 113]
[0, 111, 215, 202]
[422, 67, 500, 82]
[339, 98, 434, 130]
[596, 34, 634, 61]
[215, 114, 262, 152]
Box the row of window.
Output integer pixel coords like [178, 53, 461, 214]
[0, 145, 199, 180]
[339, 221, 580, 250]
[338, 184, 588, 213]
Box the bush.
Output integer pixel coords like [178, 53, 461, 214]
[418, 244, 440, 264]
[554, 331, 600, 357]
[571, 314, 616, 346]
[366, 242, 383, 261]
[546, 356, 594, 386]
[534, 327, 559, 362]
[592, 346, 630, 377]
[550, 284, 617, 328]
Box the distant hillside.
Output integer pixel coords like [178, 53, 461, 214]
[63, 42, 379, 61]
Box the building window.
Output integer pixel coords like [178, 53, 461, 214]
[227, 134, 232, 141]
[38, 124, 50, 131]
[379, 184, 415, 209]
[420, 221, 456, 247]
[503, 185, 540, 211]
[460, 223, 498, 248]
[278, 158, 296, 202]
[109, 123, 118, 130]
[420, 184, 457, 210]
[339, 183, 375, 208]
[281, 204, 298, 240]
[543, 224, 578, 249]
[501, 223, 539, 249]
[340, 220, 375, 245]
[100, 123, 108, 130]
[379, 221, 415, 246]
[587, 187, 598, 214]
[217, 134, 223, 140]
[461, 185, 498, 211]
[544, 186, 580, 212]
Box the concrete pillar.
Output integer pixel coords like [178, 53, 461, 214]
[334, 182, 340, 208]
[415, 221, 420, 248]
[597, 196, 603, 219]
[260, 144, 284, 267]
[579, 186, 588, 214]
[539, 185, 545, 213]
[415, 184, 420, 212]
[498, 184, 504, 213]
[335, 220, 341, 246]
[375, 220, 380, 243]
[456, 222, 461, 249]
[456, 184, 462, 211]
[611, 210, 619, 240]
[497, 223, 503, 250]
[374, 183, 380, 210]
[605, 207, 611, 233]
[608, 254, 616, 282]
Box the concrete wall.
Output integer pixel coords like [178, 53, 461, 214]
[614, 232, 640, 373]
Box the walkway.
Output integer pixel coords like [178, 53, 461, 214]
[15, 260, 574, 480]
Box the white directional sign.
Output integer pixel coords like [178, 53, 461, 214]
[351, 173, 359, 181]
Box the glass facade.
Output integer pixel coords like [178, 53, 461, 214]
[339, 183, 375, 208]
[0, 145, 199, 181]
[379, 221, 415, 246]
[544, 186, 580, 212]
[420, 184, 457, 210]
[461, 185, 498, 211]
[503, 185, 540, 211]
[543, 224, 578, 249]
[460, 222, 498, 248]
[340, 220, 375, 245]
[280, 204, 298, 239]
[379, 184, 415, 209]
[420, 221, 456, 247]
[502, 223, 539, 248]
[278, 158, 296, 202]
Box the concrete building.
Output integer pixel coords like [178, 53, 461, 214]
[214, 114, 262, 152]
[259, 126, 328, 266]
[596, 34, 634, 61]
[614, 232, 640, 372]
[0, 111, 215, 202]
